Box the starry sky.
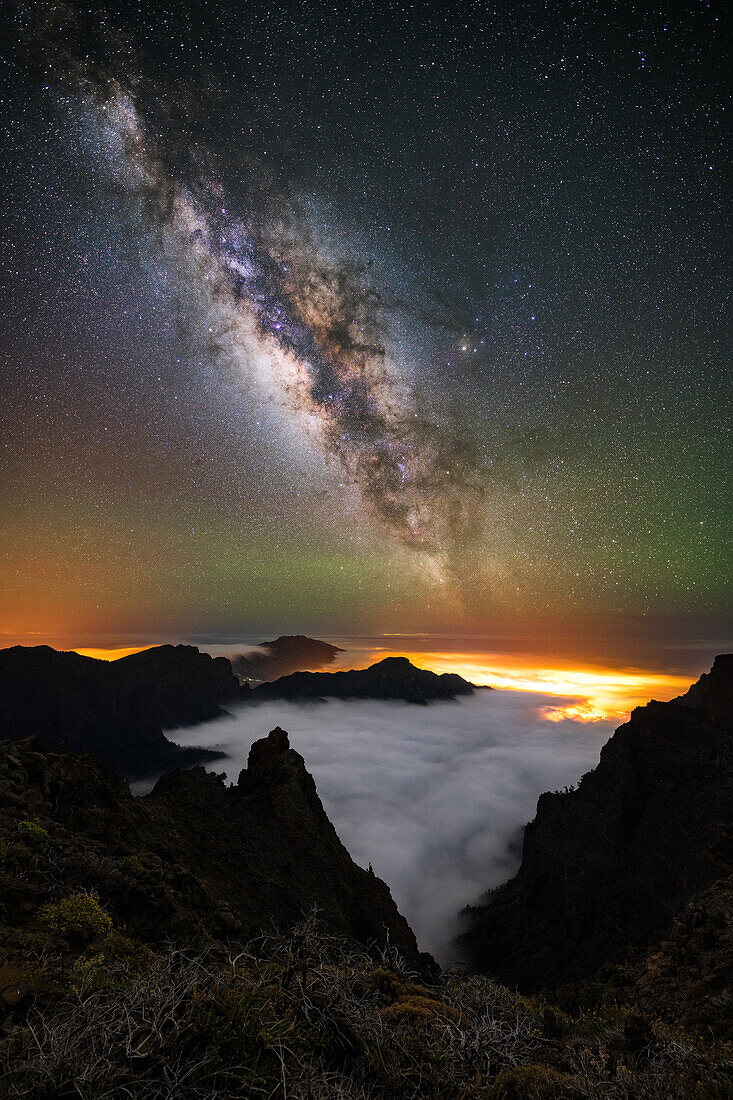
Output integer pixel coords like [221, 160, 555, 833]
[0, 0, 730, 659]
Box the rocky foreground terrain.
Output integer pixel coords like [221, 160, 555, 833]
[0, 730, 420, 967]
[0, 657, 731, 1096]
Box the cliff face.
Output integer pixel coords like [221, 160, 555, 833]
[0, 645, 242, 779]
[635, 876, 733, 1036]
[459, 655, 733, 995]
[0, 729, 424, 969]
[252, 656, 475, 703]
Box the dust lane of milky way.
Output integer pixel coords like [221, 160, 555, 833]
[3, 1, 729, 643]
[52, 29, 486, 582]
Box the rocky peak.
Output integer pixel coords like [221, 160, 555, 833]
[675, 652, 733, 728]
[237, 727, 329, 824]
[246, 726, 291, 769]
[230, 636, 343, 683]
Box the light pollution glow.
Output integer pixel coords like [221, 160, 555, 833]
[365, 652, 691, 721]
[73, 647, 149, 661]
[68, 644, 690, 722]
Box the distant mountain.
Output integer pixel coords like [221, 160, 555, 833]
[231, 635, 343, 683]
[459, 654, 733, 1028]
[0, 645, 243, 779]
[251, 656, 475, 703]
[0, 646, 473, 778]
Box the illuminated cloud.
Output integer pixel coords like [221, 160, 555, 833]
[167, 692, 615, 959]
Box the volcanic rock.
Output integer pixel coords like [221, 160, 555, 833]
[0, 732, 424, 968]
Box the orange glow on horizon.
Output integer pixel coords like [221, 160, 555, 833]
[345, 650, 692, 722]
[2, 637, 694, 722]
[72, 647, 149, 661]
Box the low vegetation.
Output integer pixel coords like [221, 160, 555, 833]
[1, 912, 731, 1098]
[38, 892, 114, 943]
[1, 727, 731, 1097]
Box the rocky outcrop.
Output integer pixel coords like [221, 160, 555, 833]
[635, 877, 733, 1038]
[0, 732, 425, 969]
[675, 652, 733, 729]
[231, 635, 343, 683]
[459, 655, 733, 997]
[0, 645, 242, 779]
[252, 656, 475, 703]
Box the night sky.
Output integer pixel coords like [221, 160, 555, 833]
[1, 1, 730, 653]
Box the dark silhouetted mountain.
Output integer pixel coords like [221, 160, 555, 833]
[2, 736, 727, 1093]
[0, 729, 424, 969]
[459, 655, 733, 1002]
[0, 645, 243, 780]
[251, 656, 475, 703]
[675, 652, 733, 729]
[230, 635, 343, 682]
[112, 644, 244, 727]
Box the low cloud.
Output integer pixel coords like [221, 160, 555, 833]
[229, 637, 342, 683]
[168, 692, 614, 962]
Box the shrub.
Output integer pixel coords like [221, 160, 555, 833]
[119, 851, 162, 876]
[184, 972, 323, 1092]
[0, 840, 31, 868]
[380, 992, 460, 1025]
[39, 893, 113, 943]
[17, 820, 49, 845]
[1, 916, 729, 1099]
[69, 931, 154, 994]
[368, 965, 405, 998]
[0, 839, 31, 886]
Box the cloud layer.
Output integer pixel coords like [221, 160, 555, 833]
[168, 692, 614, 961]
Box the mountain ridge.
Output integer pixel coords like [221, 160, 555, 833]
[0, 646, 476, 780]
[0, 644, 238, 779]
[250, 655, 475, 703]
[459, 653, 733, 1031]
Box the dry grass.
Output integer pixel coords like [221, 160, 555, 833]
[1, 914, 731, 1099]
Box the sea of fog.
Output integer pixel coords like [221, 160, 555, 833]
[166, 691, 615, 961]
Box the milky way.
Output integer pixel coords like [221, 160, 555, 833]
[47, 9, 485, 574]
[3, 0, 729, 643]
